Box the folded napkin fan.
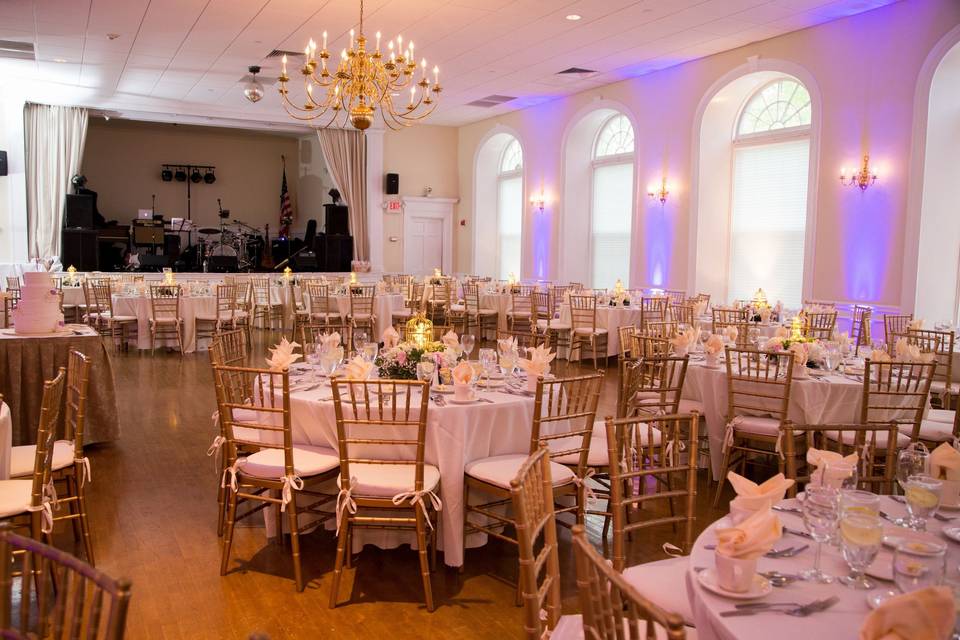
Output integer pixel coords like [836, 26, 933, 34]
[931, 442, 960, 482]
[704, 333, 724, 356]
[452, 361, 475, 385]
[870, 349, 892, 363]
[320, 332, 342, 351]
[670, 327, 700, 350]
[381, 326, 400, 349]
[722, 325, 739, 342]
[808, 447, 858, 487]
[894, 337, 936, 364]
[859, 586, 955, 640]
[441, 330, 460, 350]
[343, 355, 374, 380]
[727, 471, 794, 502]
[497, 336, 518, 355]
[773, 325, 790, 339]
[519, 344, 556, 377]
[908, 318, 925, 331]
[715, 507, 782, 560]
[265, 337, 302, 371]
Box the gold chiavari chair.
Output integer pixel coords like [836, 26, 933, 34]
[670, 303, 694, 327]
[9, 351, 94, 564]
[781, 422, 899, 495]
[852, 304, 872, 356]
[617, 325, 637, 359]
[218, 365, 339, 592]
[572, 524, 688, 640]
[883, 313, 913, 347]
[511, 447, 569, 639]
[665, 289, 686, 306]
[89, 280, 138, 349]
[692, 292, 710, 307]
[631, 333, 672, 359]
[905, 328, 955, 408]
[465, 373, 602, 558]
[639, 297, 667, 329]
[803, 299, 837, 309]
[605, 414, 699, 631]
[250, 276, 283, 330]
[802, 310, 837, 340]
[713, 348, 796, 507]
[148, 284, 184, 354]
[860, 358, 935, 444]
[0, 295, 9, 329]
[570, 295, 608, 368]
[712, 306, 748, 325]
[535, 291, 571, 357]
[299, 323, 352, 354]
[507, 291, 535, 333]
[496, 329, 550, 352]
[426, 280, 453, 325]
[711, 318, 749, 348]
[306, 282, 341, 325]
[213, 328, 248, 366]
[461, 283, 499, 339]
[195, 283, 240, 345]
[391, 280, 423, 326]
[0, 525, 131, 640]
[328, 378, 438, 610]
[0, 369, 66, 544]
[347, 285, 377, 345]
[3, 277, 20, 309]
[398, 323, 451, 343]
[645, 320, 679, 339]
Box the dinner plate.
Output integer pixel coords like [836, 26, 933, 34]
[881, 529, 936, 549]
[696, 568, 771, 600]
[448, 396, 482, 405]
[942, 526, 960, 543]
[864, 549, 894, 582]
[477, 378, 506, 388]
[433, 384, 455, 394]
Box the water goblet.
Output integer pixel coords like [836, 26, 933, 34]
[822, 343, 841, 373]
[904, 474, 943, 530]
[461, 333, 476, 360]
[898, 443, 931, 493]
[416, 360, 435, 387]
[353, 330, 369, 355]
[841, 489, 880, 518]
[839, 513, 883, 589]
[800, 485, 841, 583]
[361, 342, 379, 364]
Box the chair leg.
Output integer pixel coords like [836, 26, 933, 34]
[713, 439, 735, 508]
[76, 476, 95, 566]
[329, 520, 348, 608]
[287, 500, 304, 592]
[415, 508, 435, 611]
[65, 475, 82, 542]
[216, 470, 226, 537]
[220, 488, 239, 576]
[460, 483, 469, 574]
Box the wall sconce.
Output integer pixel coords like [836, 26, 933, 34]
[530, 189, 547, 213]
[647, 177, 669, 205]
[840, 154, 877, 191]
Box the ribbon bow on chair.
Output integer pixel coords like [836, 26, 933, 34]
[336, 476, 359, 535]
[280, 474, 304, 513]
[572, 468, 598, 504]
[27, 482, 59, 534]
[391, 488, 443, 530]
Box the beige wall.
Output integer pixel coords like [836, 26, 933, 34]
[81, 119, 302, 238]
[457, 0, 960, 309]
[382, 125, 459, 272]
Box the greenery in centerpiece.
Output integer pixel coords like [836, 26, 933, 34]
[375, 340, 459, 380]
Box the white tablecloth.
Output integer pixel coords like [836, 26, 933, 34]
[281, 378, 539, 566]
[685, 496, 960, 640]
[111, 294, 216, 353]
[682, 362, 866, 480]
[480, 293, 512, 332]
[559, 304, 642, 358]
[290, 290, 405, 338]
[0, 402, 11, 480]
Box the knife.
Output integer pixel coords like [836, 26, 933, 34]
[783, 526, 813, 539]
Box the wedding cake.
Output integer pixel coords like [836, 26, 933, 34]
[12, 272, 64, 334]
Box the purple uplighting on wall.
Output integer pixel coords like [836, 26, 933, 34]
[644, 207, 673, 288]
[841, 188, 892, 302]
[532, 208, 551, 279]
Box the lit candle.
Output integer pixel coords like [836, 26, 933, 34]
[388, 41, 394, 63]
[433, 65, 439, 85]
[434, 267, 441, 278]
[375, 31, 381, 52]
[283, 266, 292, 281]
[397, 35, 403, 58]
[349, 28, 354, 49]
[350, 271, 357, 285]
[410, 86, 415, 104]
[308, 39, 316, 60]
[322, 31, 328, 51]
[421, 58, 426, 79]
[281, 54, 287, 75]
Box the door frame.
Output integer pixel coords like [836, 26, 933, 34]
[401, 196, 458, 275]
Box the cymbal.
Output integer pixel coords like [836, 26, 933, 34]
[198, 228, 221, 235]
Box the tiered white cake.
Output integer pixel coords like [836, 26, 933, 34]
[12, 272, 64, 335]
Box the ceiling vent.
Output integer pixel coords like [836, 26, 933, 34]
[466, 94, 517, 108]
[266, 49, 303, 59]
[0, 40, 34, 61]
[556, 66, 596, 75]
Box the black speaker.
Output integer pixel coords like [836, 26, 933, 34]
[323, 204, 349, 235]
[137, 254, 171, 271]
[292, 251, 318, 270]
[64, 194, 95, 229]
[0, 151, 7, 177]
[385, 172, 399, 195]
[61, 229, 98, 271]
[303, 219, 317, 248]
[324, 235, 353, 272]
[208, 255, 238, 272]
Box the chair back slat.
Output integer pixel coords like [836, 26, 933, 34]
[532, 374, 603, 476]
[725, 348, 794, 423]
[861, 359, 935, 441]
[802, 311, 837, 341]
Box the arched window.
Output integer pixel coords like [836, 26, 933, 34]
[590, 114, 635, 289]
[727, 78, 812, 307]
[496, 138, 523, 279]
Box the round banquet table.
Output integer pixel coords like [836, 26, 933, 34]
[0, 402, 11, 479]
[480, 292, 512, 332]
[111, 294, 216, 354]
[559, 304, 642, 358]
[61, 285, 86, 307]
[699, 318, 785, 339]
[277, 371, 545, 567]
[685, 495, 960, 640]
[292, 291, 405, 338]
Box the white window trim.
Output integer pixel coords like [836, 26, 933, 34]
[496, 142, 523, 280]
[734, 78, 812, 141]
[589, 114, 636, 289]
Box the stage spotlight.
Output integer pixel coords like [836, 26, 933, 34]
[203, 168, 216, 184]
[161, 167, 173, 181]
[174, 167, 187, 182]
[190, 168, 202, 183]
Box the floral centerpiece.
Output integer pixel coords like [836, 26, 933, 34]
[375, 326, 465, 380]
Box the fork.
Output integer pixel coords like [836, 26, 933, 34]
[721, 596, 839, 617]
[889, 495, 956, 521]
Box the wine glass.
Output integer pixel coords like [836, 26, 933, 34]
[361, 342, 379, 364]
[904, 474, 943, 530]
[839, 513, 883, 589]
[353, 330, 369, 355]
[898, 443, 931, 493]
[416, 359, 435, 387]
[479, 348, 497, 382]
[461, 333, 476, 360]
[800, 485, 841, 583]
[822, 342, 841, 373]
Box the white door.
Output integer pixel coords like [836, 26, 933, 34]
[405, 216, 444, 275]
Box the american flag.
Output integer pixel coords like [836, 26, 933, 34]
[279, 157, 294, 238]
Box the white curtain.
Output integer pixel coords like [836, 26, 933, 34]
[316, 128, 369, 261]
[24, 103, 89, 260]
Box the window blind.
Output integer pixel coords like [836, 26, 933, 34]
[591, 162, 633, 289]
[497, 175, 522, 280]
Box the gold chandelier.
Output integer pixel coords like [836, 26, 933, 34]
[277, 0, 441, 131]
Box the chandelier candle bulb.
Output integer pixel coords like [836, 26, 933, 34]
[376, 31, 381, 52]
[322, 31, 327, 50]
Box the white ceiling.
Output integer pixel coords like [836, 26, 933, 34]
[0, 0, 897, 131]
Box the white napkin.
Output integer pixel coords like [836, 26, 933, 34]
[497, 336, 518, 355]
[930, 443, 960, 482]
[452, 361, 474, 385]
[759, 307, 772, 323]
[704, 333, 724, 356]
[871, 349, 892, 363]
[788, 342, 808, 366]
[774, 325, 790, 339]
[834, 331, 852, 352]
[908, 318, 924, 331]
[808, 447, 858, 487]
[727, 471, 794, 503]
[715, 507, 782, 560]
[694, 300, 708, 318]
[441, 330, 460, 350]
[519, 344, 556, 377]
[265, 338, 302, 371]
[381, 326, 400, 349]
[860, 586, 955, 640]
[343, 355, 374, 380]
[320, 332, 342, 352]
[722, 325, 738, 342]
[670, 326, 699, 350]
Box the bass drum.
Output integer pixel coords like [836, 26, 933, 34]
[208, 242, 238, 257]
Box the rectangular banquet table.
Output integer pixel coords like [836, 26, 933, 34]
[112, 294, 216, 354]
[0, 325, 119, 445]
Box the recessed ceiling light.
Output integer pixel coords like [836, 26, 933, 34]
[53, 58, 66, 63]
[565, 14, 582, 21]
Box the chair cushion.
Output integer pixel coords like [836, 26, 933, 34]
[108, 315, 137, 322]
[555, 426, 611, 466]
[466, 454, 576, 489]
[150, 317, 182, 324]
[930, 380, 954, 394]
[10, 440, 74, 478]
[573, 327, 608, 336]
[623, 557, 695, 626]
[0, 480, 34, 518]
[919, 420, 955, 443]
[538, 319, 571, 330]
[240, 445, 339, 479]
[830, 429, 912, 449]
[678, 399, 704, 414]
[194, 313, 221, 321]
[927, 409, 955, 424]
[350, 313, 375, 320]
[730, 415, 781, 437]
[507, 311, 531, 318]
[338, 462, 440, 498]
[449, 304, 465, 312]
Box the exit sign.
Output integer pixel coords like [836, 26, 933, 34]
[385, 199, 403, 213]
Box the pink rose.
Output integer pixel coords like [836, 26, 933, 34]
[396, 350, 407, 365]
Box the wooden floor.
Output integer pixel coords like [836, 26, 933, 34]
[59, 331, 733, 639]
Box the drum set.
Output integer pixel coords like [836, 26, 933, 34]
[196, 219, 264, 271]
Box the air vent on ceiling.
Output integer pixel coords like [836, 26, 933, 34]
[266, 49, 303, 59]
[557, 67, 596, 75]
[465, 94, 517, 108]
[0, 40, 34, 61]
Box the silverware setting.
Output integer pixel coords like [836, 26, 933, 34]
[772, 505, 803, 515]
[430, 393, 446, 407]
[702, 544, 807, 559]
[720, 596, 839, 617]
[783, 526, 813, 539]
